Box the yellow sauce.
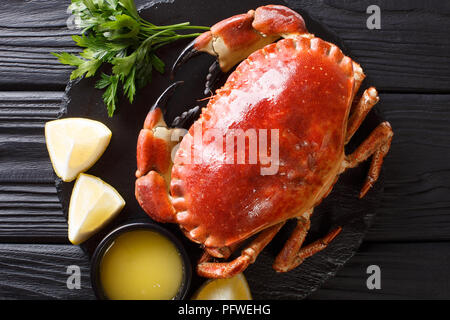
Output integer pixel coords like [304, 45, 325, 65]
[99, 230, 183, 300]
[193, 273, 252, 300]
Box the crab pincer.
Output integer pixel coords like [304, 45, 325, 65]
[172, 5, 310, 94]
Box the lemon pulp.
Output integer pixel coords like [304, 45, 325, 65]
[45, 118, 111, 182]
[68, 173, 125, 245]
[100, 230, 184, 300]
[193, 273, 252, 300]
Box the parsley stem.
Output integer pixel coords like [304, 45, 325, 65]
[152, 33, 204, 50]
[139, 20, 210, 31]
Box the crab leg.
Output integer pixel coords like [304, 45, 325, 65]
[273, 210, 312, 272]
[345, 87, 380, 143]
[197, 222, 285, 278]
[352, 62, 365, 100]
[344, 121, 394, 198]
[198, 241, 242, 268]
[273, 210, 342, 272]
[203, 241, 243, 260]
[285, 227, 343, 272]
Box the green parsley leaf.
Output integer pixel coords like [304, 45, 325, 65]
[98, 74, 119, 117]
[52, 52, 84, 66]
[123, 66, 136, 103]
[70, 58, 102, 80]
[112, 52, 136, 79]
[150, 53, 165, 74]
[54, 0, 209, 116]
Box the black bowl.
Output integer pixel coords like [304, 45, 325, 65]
[90, 222, 192, 300]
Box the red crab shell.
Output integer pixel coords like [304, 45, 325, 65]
[136, 5, 393, 278]
[169, 36, 355, 248]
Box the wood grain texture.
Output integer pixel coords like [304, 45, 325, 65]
[309, 241, 450, 299]
[0, 92, 62, 183]
[0, 182, 67, 243]
[0, 242, 448, 299]
[0, 244, 94, 299]
[365, 93, 450, 242]
[0, 0, 449, 91]
[0, 91, 68, 242]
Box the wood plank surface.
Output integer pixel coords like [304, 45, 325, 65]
[0, 91, 68, 242]
[1, 241, 448, 299]
[310, 241, 450, 299]
[365, 93, 450, 242]
[0, 92, 62, 182]
[0, 0, 449, 91]
[0, 244, 94, 299]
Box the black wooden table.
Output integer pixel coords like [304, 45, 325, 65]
[0, 0, 449, 300]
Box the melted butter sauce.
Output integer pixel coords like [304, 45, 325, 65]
[100, 230, 183, 300]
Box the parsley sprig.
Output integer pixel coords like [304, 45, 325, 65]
[53, 0, 209, 116]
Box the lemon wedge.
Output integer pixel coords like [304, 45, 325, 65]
[68, 173, 125, 245]
[45, 118, 112, 182]
[193, 273, 252, 300]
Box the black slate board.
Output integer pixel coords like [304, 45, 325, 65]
[56, 0, 384, 299]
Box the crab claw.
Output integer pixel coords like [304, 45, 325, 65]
[136, 171, 177, 223]
[149, 81, 184, 114]
[171, 39, 201, 78]
[136, 83, 190, 223]
[172, 5, 310, 76]
[136, 81, 186, 180]
[171, 36, 225, 96]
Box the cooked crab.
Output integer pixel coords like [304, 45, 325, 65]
[135, 5, 393, 278]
